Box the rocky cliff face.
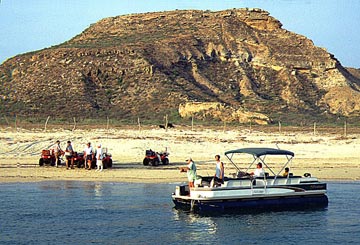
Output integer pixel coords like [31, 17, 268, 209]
[1, 8, 360, 123]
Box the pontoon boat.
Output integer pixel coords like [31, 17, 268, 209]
[172, 147, 328, 213]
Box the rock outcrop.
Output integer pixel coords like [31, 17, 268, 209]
[179, 102, 270, 124]
[1, 8, 360, 123]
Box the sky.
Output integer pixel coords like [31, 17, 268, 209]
[0, 0, 359, 68]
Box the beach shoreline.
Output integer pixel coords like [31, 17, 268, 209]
[0, 167, 358, 184]
[1, 127, 359, 183]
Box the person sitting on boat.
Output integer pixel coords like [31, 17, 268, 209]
[213, 155, 224, 186]
[179, 157, 197, 190]
[251, 162, 265, 177]
[283, 167, 290, 177]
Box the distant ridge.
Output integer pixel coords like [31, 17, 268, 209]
[1, 8, 360, 124]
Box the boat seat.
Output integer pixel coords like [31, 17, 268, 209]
[289, 177, 301, 184]
[194, 178, 202, 187]
[225, 181, 241, 187]
[274, 178, 288, 185]
[224, 179, 251, 187]
[254, 179, 266, 186]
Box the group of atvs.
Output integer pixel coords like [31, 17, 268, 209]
[39, 149, 113, 169]
[39, 148, 169, 168]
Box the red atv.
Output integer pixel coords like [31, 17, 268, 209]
[74, 150, 113, 169]
[90, 151, 113, 169]
[39, 149, 63, 166]
[73, 152, 85, 168]
[102, 152, 113, 168]
[143, 149, 169, 166]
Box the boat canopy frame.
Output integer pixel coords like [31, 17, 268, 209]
[224, 147, 294, 178]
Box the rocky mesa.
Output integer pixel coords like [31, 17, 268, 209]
[1, 8, 360, 124]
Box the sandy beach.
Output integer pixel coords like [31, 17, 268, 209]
[1, 126, 359, 183]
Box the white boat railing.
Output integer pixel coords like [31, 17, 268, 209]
[251, 175, 267, 195]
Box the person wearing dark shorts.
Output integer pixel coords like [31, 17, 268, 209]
[86, 154, 93, 162]
[53, 140, 63, 167]
[84, 142, 94, 170]
[65, 141, 74, 169]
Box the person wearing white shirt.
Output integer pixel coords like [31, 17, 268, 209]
[84, 142, 94, 170]
[251, 162, 265, 177]
[53, 140, 63, 167]
[65, 141, 74, 169]
[95, 144, 103, 172]
[213, 155, 224, 187]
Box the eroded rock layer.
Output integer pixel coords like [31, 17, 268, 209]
[1, 8, 360, 123]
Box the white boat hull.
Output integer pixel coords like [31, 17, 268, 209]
[172, 178, 328, 213]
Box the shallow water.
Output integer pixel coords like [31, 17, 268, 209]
[0, 181, 359, 244]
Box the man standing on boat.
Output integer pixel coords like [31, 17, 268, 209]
[180, 157, 197, 190]
[213, 155, 224, 186]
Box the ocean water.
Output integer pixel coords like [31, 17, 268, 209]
[0, 181, 359, 244]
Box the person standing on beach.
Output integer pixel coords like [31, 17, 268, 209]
[180, 157, 197, 190]
[53, 140, 63, 167]
[84, 142, 94, 170]
[95, 144, 103, 172]
[65, 141, 74, 169]
[213, 155, 224, 186]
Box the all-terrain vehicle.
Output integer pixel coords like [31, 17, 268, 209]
[39, 149, 63, 166]
[143, 149, 169, 166]
[99, 151, 113, 169]
[73, 152, 85, 168]
[73, 149, 113, 169]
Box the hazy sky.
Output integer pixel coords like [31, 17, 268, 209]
[0, 0, 359, 68]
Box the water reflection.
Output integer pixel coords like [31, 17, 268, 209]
[171, 208, 217, 242]
[172, 208, 217, 231]
[172, 205, 330, 242]
[94, 183, 103, 197]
